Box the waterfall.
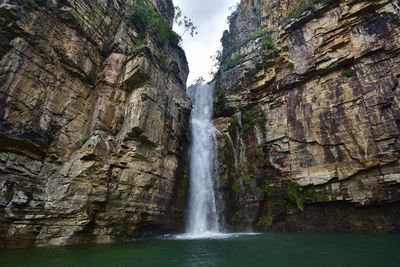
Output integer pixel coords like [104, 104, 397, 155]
[173, 83, 259, 240]
[186, 83, 220, 236]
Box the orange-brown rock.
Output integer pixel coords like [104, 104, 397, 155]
[214, 0, 400, 232]
[0, 0, 190, 248]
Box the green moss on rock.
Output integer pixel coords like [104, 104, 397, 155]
[287, 181, 304, 211]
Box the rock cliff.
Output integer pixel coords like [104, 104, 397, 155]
[0, 0, 190, 248]
[1, 0, 399, 249]
[213, 0, 400, 232]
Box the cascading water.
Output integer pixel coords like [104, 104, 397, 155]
[185, 83, 220, 237]
[173, 83, 258, 240]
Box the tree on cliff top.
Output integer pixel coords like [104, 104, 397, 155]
[128, 0, 197, 46]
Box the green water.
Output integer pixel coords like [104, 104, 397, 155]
[1, 233, 400, 267]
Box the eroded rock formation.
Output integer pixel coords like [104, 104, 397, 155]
[213, 0, 400, 232]
[0, 0, 190, 248]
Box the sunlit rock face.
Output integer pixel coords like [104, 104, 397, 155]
[213, 0, 400, 232]
[0, 0, 190, 248]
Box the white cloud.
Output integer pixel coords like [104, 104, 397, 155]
[173, 0, 240, 85]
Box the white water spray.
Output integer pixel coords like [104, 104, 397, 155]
[185, 84, 219, 237]
[173, 83, 259, 240]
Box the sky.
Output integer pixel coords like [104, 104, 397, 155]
[173, 0, 240, 85]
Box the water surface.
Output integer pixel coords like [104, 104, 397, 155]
[2, 233, 400, 267]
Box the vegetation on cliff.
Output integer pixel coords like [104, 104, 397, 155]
[127, 0, 197, 46]
[128, 0, 181, 45]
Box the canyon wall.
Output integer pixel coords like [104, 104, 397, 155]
[1, 0, 400, 249]
[213, 0, 400, 232]
[0, 0, 190, 248]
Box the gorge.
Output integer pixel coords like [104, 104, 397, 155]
[1, 0, 400, 256]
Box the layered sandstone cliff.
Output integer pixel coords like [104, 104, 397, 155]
[213, 0, 400, 232]
[0, 0, 190, 248]
[1, 0, 399, 250]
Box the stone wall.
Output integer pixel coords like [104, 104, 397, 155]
[213, 0, 400, 232]
[0, 0, 191, 248]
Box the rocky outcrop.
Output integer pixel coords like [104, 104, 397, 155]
[213, 0, 400, 232]
[0, 0, 190, 248]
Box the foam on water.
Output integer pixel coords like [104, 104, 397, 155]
[169, 232, 260, 240]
